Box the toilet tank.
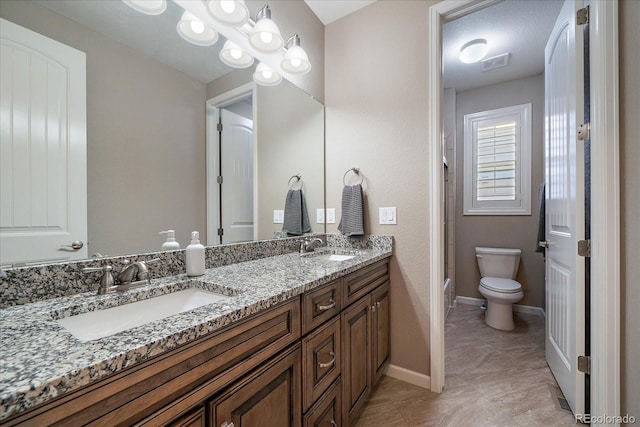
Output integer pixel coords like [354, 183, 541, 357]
[475, 247, 521, 279]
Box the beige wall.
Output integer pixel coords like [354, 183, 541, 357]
[455, 74, 545, 308]
[326, 0, 435, 376]
[0, 1, 207, 256]
[620, 0, 640, 419]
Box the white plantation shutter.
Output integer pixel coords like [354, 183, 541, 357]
[476, 121, 517, 201]
[463, 103, 531, 215]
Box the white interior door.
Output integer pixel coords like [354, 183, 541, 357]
[0, 19, 87, 267]
[220, 109, 254, 243]
[544, 0, 585, 415]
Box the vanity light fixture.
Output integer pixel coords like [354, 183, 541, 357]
[253, 62, 282, 86]
[122, 0, 167, 15]
[220, 40, 254, 68]
[249, 5, 284, 53]
[459, 38, 488, 64]
[281, 34, 311, 74]
[177, 11, 218, 46]
[206, 0, 250, 27]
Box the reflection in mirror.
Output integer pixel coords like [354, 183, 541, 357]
[0, 0, 324, 266]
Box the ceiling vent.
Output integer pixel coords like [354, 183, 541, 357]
[482, 53, 510, 72]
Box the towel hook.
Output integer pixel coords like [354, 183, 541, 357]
[343, 168, 363, 186]
[288, 174, 302, 189]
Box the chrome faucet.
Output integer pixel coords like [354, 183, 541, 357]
[300, 237, 324, 254]
[83, 258, 160, 295]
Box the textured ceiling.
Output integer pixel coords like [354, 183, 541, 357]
[443, 0, 564, 92]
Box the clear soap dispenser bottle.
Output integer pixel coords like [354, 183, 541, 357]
[159, 230, 180, 250]
[186, 231, 205, 277]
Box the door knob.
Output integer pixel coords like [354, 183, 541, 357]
[539, 240, 550, 248]
[60, 240, 84, 250]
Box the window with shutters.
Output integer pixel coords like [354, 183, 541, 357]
[463, 103, 531, 215]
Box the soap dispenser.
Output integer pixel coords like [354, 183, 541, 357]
[159, 230, 180, 250]
[186, 231, 205, 277]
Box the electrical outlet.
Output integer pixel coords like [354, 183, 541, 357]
[316, 208, 325, 224]
[379, 207, 397, 225]
[273, 210, 284, 224]
[326, 208, 336, 224]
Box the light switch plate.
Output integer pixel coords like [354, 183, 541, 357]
[379, 207, 397, 225]
[273, 210, 284, 224]
[326, 208, 336, 224]
[316, 208, 325, 224]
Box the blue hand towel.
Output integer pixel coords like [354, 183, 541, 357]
[338, 184, 364, 236]
[282, 189, 311, 236]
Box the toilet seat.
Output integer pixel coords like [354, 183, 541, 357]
[480, 277, 522, 294]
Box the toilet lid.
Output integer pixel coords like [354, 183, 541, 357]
[480, 277, 522, 293]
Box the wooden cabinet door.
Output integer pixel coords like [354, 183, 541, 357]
[341, 296, 371, 426]
[303, 380, 341, 427]
[371, 282, 390, 386]
[209, 345, 302, 427]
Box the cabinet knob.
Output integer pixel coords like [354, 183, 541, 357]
[318, 351, 336, 369]
[371, 305, 376, 312]
[331, 421, 338, 427]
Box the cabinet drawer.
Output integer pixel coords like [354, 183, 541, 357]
[343, 260, 389, 307]
[302, 280, 341, 334]
[167, 407, 205, 427]
[302, 317, 341, 412]
[209, 345, 302, 427]
[303, 379, 341, 427]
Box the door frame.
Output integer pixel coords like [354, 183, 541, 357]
[206, 82, 257, 245]
[427, 0, 620, 418]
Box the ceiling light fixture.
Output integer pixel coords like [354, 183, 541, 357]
[220, 40, 254, 68]
[281, 34, 311, 74]
[122, 0, 167, 15]
[253, 62, 282, 86]
[459, 38, 488, 64]
[206, 0, 250, 27]
[177, 11, 218, 46]
[249, 5, 284, 53]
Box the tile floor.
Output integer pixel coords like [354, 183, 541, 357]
[353, 303, 577, 426]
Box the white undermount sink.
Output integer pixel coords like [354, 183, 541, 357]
[57, 288, 229, 342]
[312, 254, 355, 262]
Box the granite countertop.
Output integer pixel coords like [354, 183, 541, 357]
[0, 247, 391, 420]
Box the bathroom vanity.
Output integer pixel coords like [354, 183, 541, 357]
[0, 238, 391, 426]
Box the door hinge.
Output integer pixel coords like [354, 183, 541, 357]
[577, 123, 590, 141]
[217, 228, 224, 236]
[577, 6, 589, 25]
[217, 175, 223, 184]
[217, 122, 223, 132]
[578, 355, 591, 374]
[578, 239, 591, 257]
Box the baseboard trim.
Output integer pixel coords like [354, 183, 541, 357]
[384, 364, 431, 389]
[455, 295, 545, 318]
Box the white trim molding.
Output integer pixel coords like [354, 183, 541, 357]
[588, 1, 620, 423]
[385, 364, 431, 390]
[456, 296, 546, 318]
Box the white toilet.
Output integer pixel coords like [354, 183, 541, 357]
[476, 247, 524, 331]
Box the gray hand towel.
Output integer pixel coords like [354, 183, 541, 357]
[536, 183, 546, 256]
[338, 184, 364, 236]
[282, 189, 311, 236]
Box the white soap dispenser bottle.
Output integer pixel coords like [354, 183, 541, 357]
[159, 230, 180, 250]
[186, 231, 205, 277]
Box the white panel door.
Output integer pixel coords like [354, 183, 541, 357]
[544, 0, 585, 415]
[220, 109, 254, 244]
[0, 19, 87, 266]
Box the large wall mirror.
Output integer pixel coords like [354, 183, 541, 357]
[0, 0, 324, 266]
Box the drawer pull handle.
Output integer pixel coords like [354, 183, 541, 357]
[317, 299, 336, 311]
[331, 421, 338, 427]
[318, 351, 336, 369]
[221, 423, 234, 427]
